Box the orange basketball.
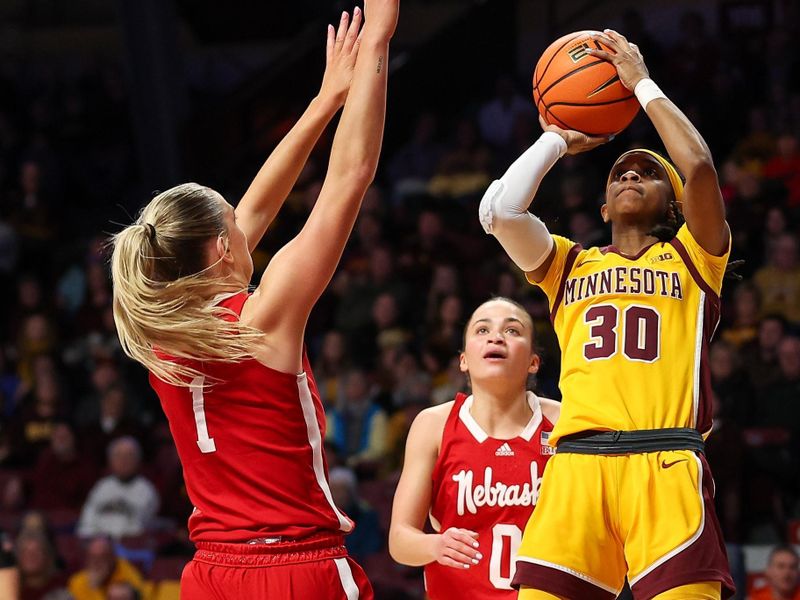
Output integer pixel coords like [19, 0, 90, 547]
[533, 30, 639, 136]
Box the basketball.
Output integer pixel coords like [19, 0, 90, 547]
[533, 30, 640, 136]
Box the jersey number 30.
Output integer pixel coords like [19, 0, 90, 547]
[583, 304, 661, 363]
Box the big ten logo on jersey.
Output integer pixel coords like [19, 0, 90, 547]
[451, 462, 542, 517]
[540, 431, 554, 455]
[568, 42, 592, 63]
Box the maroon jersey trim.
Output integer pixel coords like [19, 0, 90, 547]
[668, 237, 719, 303]
[550, 244, 582, 323]
[512, 560, 618, 599]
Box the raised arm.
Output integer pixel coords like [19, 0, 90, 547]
[388, 406, 481, 568]
[234, 12, 362, 252]
[588, 30, 729, 256]
[242, 0, 398, 372]
[479, 118, 606, 283]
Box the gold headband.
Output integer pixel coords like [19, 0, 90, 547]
[613, 149, 684, 204]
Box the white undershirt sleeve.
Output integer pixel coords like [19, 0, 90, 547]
[479, 131, 566, 272]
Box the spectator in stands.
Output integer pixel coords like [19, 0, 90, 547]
[721, 283, 761, 348]
[107, 581, 141, 600]
[15, 529, 67, 600]
[750, 545, 800, 600]
[428, 118, 490, 199]
[329, 466, 383, 564]
[763, 133, 800, 206]
[73, 360, 122, 427]
[79, 385, 146, 465]
[0, 528, 18, 600]
[77, 436, 159, 539]
[313, 330, 350, 406]
[710, 340, 753, 425]
[67, 536, 144, 600]
[754, 233, 800, 324]
[387, 112, 443, 199]
[8, 371, 66, 466]
[326, 369, 387, 472]
[756, 336, 800, 434]
[743, 315, 788, 397]
[477, 75, 535, 151]
[30, 421, 96, 511]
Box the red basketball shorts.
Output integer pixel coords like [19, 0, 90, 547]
[181, 533, 374, 599]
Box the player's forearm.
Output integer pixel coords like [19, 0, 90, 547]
[640, 91, 716, 183]
[327, 37, 389, 186]
[478, 132, 562, 272]
[389, 524, 439, 566]
[238, 95, 342, 244]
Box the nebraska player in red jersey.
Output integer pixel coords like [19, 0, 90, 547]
[108, 2, 398, 598]
[389, 297, 560, 599]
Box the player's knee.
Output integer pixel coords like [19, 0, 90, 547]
[517, 587, 569, 600]
[651, 581, 721, 600]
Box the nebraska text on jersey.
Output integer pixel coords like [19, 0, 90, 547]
[452, 461, 542, 516]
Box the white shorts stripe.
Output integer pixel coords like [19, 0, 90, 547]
[296, 373, 352, 531]
[691, 292, 705, 428]
[628, 453, 706, 586]
[334, 557, 359, 600]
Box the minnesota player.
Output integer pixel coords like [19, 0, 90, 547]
[389, 297, 560, 599]
[479, 31, 734, 600]
[108, 3, 398, 598]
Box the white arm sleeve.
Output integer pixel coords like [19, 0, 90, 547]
[479, 131, 566, 272]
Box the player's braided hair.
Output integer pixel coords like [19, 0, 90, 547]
[648, 180, 744, 280]
[648, 192, 685, 243]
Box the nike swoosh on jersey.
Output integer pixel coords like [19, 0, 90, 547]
[661, 459, 687, 469]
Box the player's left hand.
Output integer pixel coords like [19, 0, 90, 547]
[319, 8, 363, 106]
[539, 115, 610, 155]
[586, 29, 650, 91]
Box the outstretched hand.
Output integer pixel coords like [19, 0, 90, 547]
[539, 115, 610, 155]
[586, 29, 650, 91]
[319, 8, 363, 107]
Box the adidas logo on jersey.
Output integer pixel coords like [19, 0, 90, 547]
[495, 442, 515, 457]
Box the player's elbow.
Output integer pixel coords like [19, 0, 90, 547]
[387, 525, 413, 566]
[683, 156, 718, 186]
[387, 527, 403, 563]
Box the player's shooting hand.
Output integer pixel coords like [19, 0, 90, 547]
[586, 30, 650, 91]
[539, 115, 610, 155]
[433, 527, 482, 569]
[319, 8, 363, 107]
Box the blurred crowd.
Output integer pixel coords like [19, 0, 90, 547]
[0, 6, 799, 600]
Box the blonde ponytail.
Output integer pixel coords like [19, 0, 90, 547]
[110, 183, 262, 386]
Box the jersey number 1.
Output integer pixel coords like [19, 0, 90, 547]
[191, 376, 217, 453]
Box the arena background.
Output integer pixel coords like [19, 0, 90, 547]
[0, 0, 798, 598]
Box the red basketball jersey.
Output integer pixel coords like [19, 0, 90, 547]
[150, 292, 353, 543]
[425, 392, 555, 599]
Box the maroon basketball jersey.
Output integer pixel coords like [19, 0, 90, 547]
[150, 292, 353, 543]
[425, 392, 555, 599]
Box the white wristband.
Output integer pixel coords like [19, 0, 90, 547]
[634, 78, 667, 111]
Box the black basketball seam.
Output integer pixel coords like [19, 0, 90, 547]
[542, 103, 570, 130]
[546, 94, 636, 107]
[534, 34, 584, 90]
[537, 59, 608, 103]
[587, 75, 621, 98]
